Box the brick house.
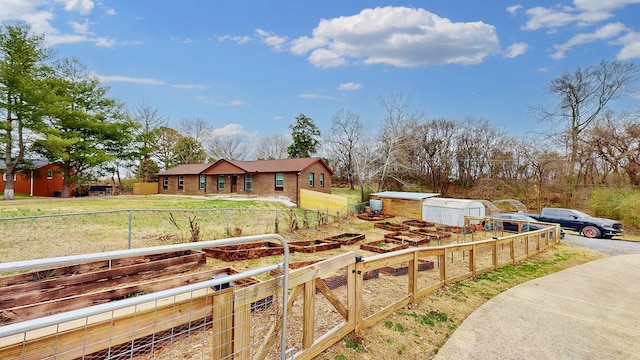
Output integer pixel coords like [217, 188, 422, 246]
[0, 160, 69, 197]
[157, 157, 334, 205]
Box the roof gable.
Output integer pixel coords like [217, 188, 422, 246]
[207, 157, 334, 175]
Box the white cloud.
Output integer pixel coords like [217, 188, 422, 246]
[105, 8, 115, 16]
[504, 42, 529, 58]
[0, 0, 114, 47]
[70, 19, 91, 34]
[507, 5, 523, 16]
[290, 6, 499, 68]
[298, 94, 333, 100]
[255, 29, 288, 52]
[551, 22, 627, 59]
[95, 74, 166, 85]
[615, 31, 640, 60]
[273, 116, 283, 121]
[212, 124, 257, 138]
[338, 82, 363, 91]
[218, 35, 252, 45]
[573, 0, 640, 13]
[523, 6, 579, 31]
[55, 0, 94, 15]
[195, 96, 248, 106]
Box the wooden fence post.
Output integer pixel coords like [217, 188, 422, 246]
[212, 287, 234, 359]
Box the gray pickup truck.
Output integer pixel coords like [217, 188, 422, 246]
[524, 208, 623, 239]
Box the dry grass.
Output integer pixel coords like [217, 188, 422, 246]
[314, 244, 605, 360]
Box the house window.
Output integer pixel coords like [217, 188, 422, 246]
[178, 176, 184, 189]
[275, 172, 284, 190]
[320, 173, 324, 187]
[309, 172, 314, 187]
[47, 170, 54, 180]
[163, 176, 168, 189]
[245, 174, 253, 191]
[218, 175, 225, 190]
[199, 175, 206, 190]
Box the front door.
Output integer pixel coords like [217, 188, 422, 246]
[231, 175, 238, 193]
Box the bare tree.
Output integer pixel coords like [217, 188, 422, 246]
[179, 117, 210, 143]
[540, 60, 638, 204]
[413, 119, 456, 195]
[325, 109, 364, 190]
[587, 113, 640, 185]
[521, 137, 563, 210]
[207, 135, 251, 161]
[255, 135, 291, 160]
[376, 92, 422, 191]
[131, 104, 166, 182]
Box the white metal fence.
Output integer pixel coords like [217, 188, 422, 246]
[0, 235, 291, 360]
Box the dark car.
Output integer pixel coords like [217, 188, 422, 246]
[493, 213, 565, 238]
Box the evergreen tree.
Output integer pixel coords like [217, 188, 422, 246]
[287, 113, 320, 158]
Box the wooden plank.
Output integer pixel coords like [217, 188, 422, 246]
[0, 290, 213, 360]
[302, 280, 316, 349]
[315, 278, 347, 319]
[287, 252, 355, 288]
[1, 269, 217, 324]
[212, 288, 234, 359]
[0, 253, 205, 308]
[233, 302, 251, 358]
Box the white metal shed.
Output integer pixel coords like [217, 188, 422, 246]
[421, 198, 485, 227]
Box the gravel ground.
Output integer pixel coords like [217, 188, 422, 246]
[561, 233, 640, 256]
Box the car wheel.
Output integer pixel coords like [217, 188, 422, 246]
[581, 226, 601, 239]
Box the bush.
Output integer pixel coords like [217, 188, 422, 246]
[588, 188, 640, 231]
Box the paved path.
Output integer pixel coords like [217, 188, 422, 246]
[434, 254, 640, 359]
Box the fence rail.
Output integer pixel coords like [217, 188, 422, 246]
[0, 208, 343, 262]
[0, 223, 561, 359]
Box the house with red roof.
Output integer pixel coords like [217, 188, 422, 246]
[156, 157, 334, 205]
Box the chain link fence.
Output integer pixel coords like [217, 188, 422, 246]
[0, 208, 346, 262]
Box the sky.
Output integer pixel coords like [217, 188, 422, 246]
[1, 0, 639, 143]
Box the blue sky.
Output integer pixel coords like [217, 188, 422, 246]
[2, 0, 639, 142]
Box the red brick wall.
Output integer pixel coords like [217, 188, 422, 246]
[158, 174, 206, 195]
[158, 162, 333, 204]
[1, 164, 67, 197]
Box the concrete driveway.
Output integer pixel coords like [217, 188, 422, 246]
[434, 254, 640, 359]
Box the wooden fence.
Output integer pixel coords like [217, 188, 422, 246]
[0, 224, 561, 359]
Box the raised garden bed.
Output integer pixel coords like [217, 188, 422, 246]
[410, 228, 452, 239]
[383, 231, 431, 246]
[402, 219, 435, 228]
[0, 251, 206, 314]
[374, 222, 410, 232]
[380, 260, 435, 276]
[0, 252, 215, 325]
[443, 225, 474, 234]
[357, 213, 395, 221]
[360, 239, 411, 254]
[288, 239, 341, 253]
[269, 259, 379, 290]
[324, 233, 365, 245]
[203, 241, 286, 261]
